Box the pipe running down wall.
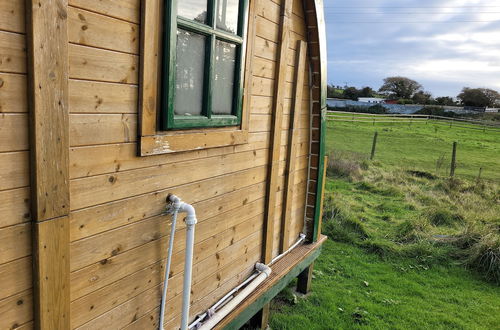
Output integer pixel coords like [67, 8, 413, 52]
[160, 194, 198, 330]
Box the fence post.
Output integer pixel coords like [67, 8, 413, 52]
[477, 167, 483, 182]
[370, 131, 378, 160]
[450, 141, 457, 177]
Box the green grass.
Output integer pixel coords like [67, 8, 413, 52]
[325, 117, 499, 182]
[269, 240, 500, 330]
[268, 116, 500, 329]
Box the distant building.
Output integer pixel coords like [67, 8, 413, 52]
[358, 97, 385, 104]
[485, 107, 499, 113]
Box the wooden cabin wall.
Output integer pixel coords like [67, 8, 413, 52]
[0, 0, 311, 328]
[0, 1, 34, 329]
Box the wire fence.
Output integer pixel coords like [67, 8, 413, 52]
[326, 111, 500, 132]
[326, 112, 500, 182]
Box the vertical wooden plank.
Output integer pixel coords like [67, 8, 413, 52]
[263, 0, 293, 265]
[26, 0, 70, 329]
[33, 216, 70, 329]
[138, 0, 161, 137]
[27, 0, 70, 221]
[280, 40, 307, 253]
[240, 0, 257, 131]
[315, 155, 328, 241]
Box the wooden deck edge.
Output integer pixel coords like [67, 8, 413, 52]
[218, 235, 328, 330]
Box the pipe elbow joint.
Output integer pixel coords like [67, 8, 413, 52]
[180, 202, 197, 225]
[255, 263, 272, 277]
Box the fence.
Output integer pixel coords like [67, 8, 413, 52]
[326, 111, 500, 132]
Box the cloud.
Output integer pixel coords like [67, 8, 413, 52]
[325, 0, 500, 96]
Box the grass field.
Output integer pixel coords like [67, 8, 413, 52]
[269, 115, 500, 329]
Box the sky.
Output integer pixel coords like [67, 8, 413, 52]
[324, 0, 500, 97]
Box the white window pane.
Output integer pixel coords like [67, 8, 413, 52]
[175, 29, 206, 116]
[178, 0, 208, 24]
[216, 0, 239, 34]
[212, 40, 236, 115]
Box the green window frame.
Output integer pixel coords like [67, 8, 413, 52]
[162, 0, 249, 130]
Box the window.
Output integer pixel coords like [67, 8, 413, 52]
[162, 0, 248, 130]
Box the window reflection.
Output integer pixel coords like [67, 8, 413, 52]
[216, 0, 239, 33]
[178, 0, 208, 24]
[213, 40, 237, 115]
[175, 29, 206, 116]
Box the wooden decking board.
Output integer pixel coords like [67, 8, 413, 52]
[217, 235, 327, 329]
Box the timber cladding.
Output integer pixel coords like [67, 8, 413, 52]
[0, 0, 323, 329]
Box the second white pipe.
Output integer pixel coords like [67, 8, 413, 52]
[198, 263, 272, 330]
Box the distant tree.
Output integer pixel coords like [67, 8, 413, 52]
[435, 96, 456, 106]
[412, 91, 433, 105]
[359, 86, 375, 98]
[327, 84, 345, 99]
[343, 87, 360, 101]
[378, 76, 423, 99]
[457, 87, 500, 107]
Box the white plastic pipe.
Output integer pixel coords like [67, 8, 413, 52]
[197, 263, 272, 330]
[159, 206, 179, 330]
[160, 194, 198, 330]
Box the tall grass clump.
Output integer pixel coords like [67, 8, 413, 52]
[322, 195, 368, 244]
[326, 150, 368, 180]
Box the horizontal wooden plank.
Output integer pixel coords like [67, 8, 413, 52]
[0, 223, 31, 264]
[253, 36, 277, 62]
[68, 7, 139, 54]
[70, 166, 267, 241]
[0, 113, 28, 152]
[69, 79, 137, 114]
[0, 289, 33, 330]
[255, 15, 279, 43]
[0, 73, 27, 113]
[70, 149, 268, 210]
[69, 44, 138, 84]
[256, 0, 280, 24]
[0, 0, 25, 34]
[70, 182, 266, 271]
[0, 151, 29, 191]
[0, 30, 26, 74]
[0, 187, 30, 228]
[0, 257, 32, 299]
[70, 113, 136, 146]
[69, 0, 140, 23]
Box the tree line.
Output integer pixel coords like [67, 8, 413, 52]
[328, 76, 500, 108]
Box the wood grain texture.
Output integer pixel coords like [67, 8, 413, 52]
[26, 0, 70, 220]
[263, 0, 293, 264]
[0, 289, 33, 330]
[0, 31, 26, 74]
[0, 73, 28, 113]
[138, 0, 161, 136]
[280, 40, 307, 252]
[33, 217, 70, 329]
[26, 1, 71, 328]
[68, 0, 140, 23]
[68, 6, 139, 54]
[0, 0, 25, 33]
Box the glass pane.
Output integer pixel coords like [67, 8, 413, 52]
[178, 0, 208, 24]
[216, 0, 239, 33]
[212, 40, 237, 115]
[175, 29, 206, 116]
